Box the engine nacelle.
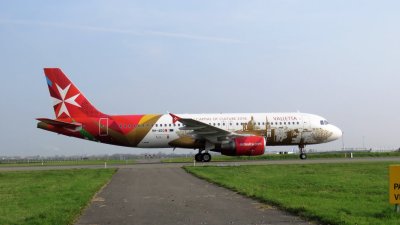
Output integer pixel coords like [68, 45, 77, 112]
[214, 136, 265, 156]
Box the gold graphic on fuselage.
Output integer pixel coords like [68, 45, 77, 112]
[170, 115, 333, 147]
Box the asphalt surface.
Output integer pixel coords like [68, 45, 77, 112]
[75, 167, 311, 225]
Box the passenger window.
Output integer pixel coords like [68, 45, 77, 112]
[160, 124, 163, 127]
[223, 123, 225, 126]
[280, 122, 282, 125]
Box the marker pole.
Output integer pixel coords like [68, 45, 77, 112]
[395, 204, 400, 213]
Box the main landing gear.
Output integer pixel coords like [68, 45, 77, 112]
[195, 150, 211, 162]
[299, 144, 307, 160]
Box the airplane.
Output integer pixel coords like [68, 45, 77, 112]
[37, 68, 342, 162]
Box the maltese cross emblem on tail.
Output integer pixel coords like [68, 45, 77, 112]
[52, 83, 81, 117]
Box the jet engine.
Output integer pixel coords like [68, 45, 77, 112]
[213, 136, 265, 156]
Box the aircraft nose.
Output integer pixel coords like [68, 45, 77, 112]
[329, 125, 342, 141]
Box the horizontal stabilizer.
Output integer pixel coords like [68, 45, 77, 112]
[36, 118, 81, 129]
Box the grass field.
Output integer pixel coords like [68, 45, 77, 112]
[162, 151, 400, 163]
[0, 159, 135, 167]
[185, 162, 400, 225]
[0, 169, 115, 225]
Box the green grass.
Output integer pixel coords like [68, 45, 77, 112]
[0, 169, 115, 225]
[0, 159, 135, 167]
[185, 162, 400, 225]
[162, 151, 400, 163]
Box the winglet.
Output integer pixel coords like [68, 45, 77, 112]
[169, 113, 181, 124]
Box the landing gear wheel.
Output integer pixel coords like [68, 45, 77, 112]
[195, 153, 202, 162]
[202, 153, 211, 162]
[298, 143, 307, 160]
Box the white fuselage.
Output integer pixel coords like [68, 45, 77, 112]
[137, 112, 342, 149]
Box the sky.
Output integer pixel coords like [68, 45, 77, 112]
[0, 1, 399, 156]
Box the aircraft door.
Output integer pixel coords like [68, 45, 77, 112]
[99, 118, 108, 136]
[299, 114, 312, 145]
[301, 115, 311, 130]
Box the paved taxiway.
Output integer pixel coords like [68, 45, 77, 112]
[75, 167, 310, 225]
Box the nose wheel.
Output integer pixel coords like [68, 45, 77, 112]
[299, 144, 307, 160]
[195, 151, 212, 162]
[299, 153, 307, 160]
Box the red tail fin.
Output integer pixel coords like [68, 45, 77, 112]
[44, 68, 105, 120]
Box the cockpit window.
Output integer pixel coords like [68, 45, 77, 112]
[320, 120, 329, 125]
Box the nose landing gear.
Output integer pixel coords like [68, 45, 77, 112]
[299, 144, 307, 160]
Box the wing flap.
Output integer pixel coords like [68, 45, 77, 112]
[188, 130, 219, 135]
[179, 126, 207, 131]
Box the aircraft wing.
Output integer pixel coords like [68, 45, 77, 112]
[36, 118, 82, 129]
[169, 113, 234, 143]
